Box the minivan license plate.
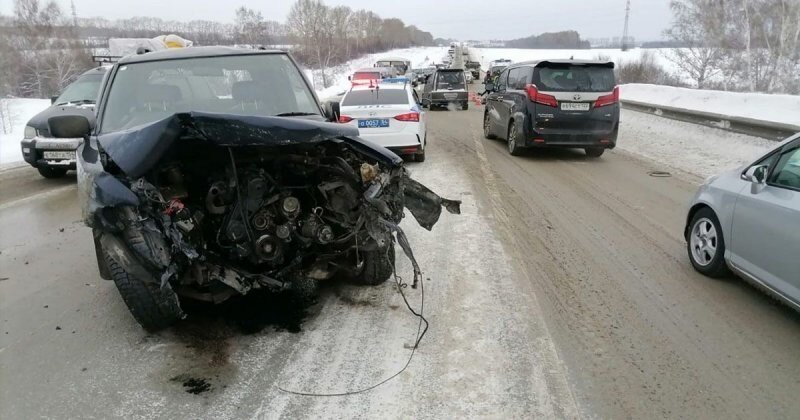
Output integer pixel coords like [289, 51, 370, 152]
[561, 102, 590, 111]
[358, 118, 390, 128]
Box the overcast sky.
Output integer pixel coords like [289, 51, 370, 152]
[0, 0, 673, 41]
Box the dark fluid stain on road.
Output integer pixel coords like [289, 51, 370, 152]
[171, 374, 212, 395]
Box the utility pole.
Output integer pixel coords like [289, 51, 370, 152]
[70, 0, 78, 27]
[621, 0, 631, 51]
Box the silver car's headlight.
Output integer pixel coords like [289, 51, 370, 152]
[23, 125, 37, 139]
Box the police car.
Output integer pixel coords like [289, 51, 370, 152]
[338, 77, 428, 162]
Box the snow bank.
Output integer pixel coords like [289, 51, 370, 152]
[618, 110, 776, 179]
[621, 84, 800, 128]
[0, 98, 50, 166]
[311, 47, 447, 101]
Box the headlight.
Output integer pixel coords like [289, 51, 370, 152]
[24, 125, 37, 139]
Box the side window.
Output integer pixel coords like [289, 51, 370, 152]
[507, 68, 520, 90]
[769, 147, 800, 190]
[496, 69, 509, 91]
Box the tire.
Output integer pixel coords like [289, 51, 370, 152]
[585, 148, 605, 158]
[461, 101, 469, 110]
[416, 146, 426, 162]
[37, 166, 67, 179]
[687, 207, 730, 278]
[483, 112, 496, 139]
[507, 120, 523, 156]
[356, 243, 396, 286]
[104, 250, 184, 331]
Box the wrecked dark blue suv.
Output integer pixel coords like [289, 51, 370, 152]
[46, 46, 459, 330]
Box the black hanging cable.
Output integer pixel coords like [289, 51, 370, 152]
[277, 222, 428, 397]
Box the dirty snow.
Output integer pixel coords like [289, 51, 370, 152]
[618, 109, 777, 179]
[621, 84, 800, 128]
[0, 98, 50, 166]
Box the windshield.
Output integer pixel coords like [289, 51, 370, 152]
[534, 65, 615, 92]
[55, 73, 103, 105]
[341, 89, 408, 106]
[436, 72, 465, 89]
[101, 54, 320, 133]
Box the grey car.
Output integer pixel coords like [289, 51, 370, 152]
[685, 134, 800, 310]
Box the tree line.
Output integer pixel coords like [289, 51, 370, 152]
[665, 0, 800, 93]
[0, 0, 435, 97]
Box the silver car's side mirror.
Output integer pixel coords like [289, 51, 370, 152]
[745, 164, 768, 194]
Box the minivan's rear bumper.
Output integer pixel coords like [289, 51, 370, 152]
[430, 90, 468, 105]
[523, 127, 618, 149]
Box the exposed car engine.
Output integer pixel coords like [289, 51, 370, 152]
[81, 112, 459, 328]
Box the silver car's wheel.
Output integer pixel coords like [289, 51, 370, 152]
[690, 218, 717, 266]
[686, 207, 730, 277]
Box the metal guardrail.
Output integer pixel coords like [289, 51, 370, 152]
[621, 99, 799, 141]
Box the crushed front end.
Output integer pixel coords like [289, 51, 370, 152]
[78, 113, 459, 329]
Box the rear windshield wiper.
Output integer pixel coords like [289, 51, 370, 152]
[273, 112, 319, 117]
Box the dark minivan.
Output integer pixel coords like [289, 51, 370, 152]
[420, 69, 469, 110]
[483, 60, 619, 157]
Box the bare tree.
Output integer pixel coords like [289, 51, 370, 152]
[234, 6, 267, 46]
[663, 0, 726, 88]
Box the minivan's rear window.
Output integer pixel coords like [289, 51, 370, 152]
[534, 64, 615, 92]
[436, 71, 465, 89]
[342, 89, 408, 106]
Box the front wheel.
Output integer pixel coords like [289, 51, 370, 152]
[585, 148, 605, 158]
[483, 112, 496, 139]
[687, 208, 730, 278]
[356, 243, 396, 286]
[104, 249, 184, 331]
[37, 166, 67, 179]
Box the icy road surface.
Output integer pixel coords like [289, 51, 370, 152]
[1, 88, 799, 418]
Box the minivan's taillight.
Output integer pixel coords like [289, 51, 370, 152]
[525, 84, 558, 107]
[394, 112, 420, 122]
[338, 115, 353, 123]
[594, 86, 619, 108]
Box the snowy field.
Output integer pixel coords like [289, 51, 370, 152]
[0, 98, 50, 166]
[621, 84, 800, 128]
[470, 47, 680, 75]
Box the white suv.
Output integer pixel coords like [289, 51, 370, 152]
[338, 78, 428, 162]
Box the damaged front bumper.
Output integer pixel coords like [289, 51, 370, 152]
[79, 112, 460, 303]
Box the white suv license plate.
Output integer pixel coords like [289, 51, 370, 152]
[43, 151, 75, 160]
[561, 102, 590, 111]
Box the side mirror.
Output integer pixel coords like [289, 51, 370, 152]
[48, 114, 93, 138]
[484, 82, 495, 92]
[325, 101, 341, 123]
[745, 165, 768, 194]
[51, 95, 59, 104]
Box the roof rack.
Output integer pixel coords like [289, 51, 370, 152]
[91, 55, 122, 66]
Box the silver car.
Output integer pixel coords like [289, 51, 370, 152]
[685, 134, 800, 310]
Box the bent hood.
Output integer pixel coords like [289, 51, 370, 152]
[98, 112, 402, 178]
